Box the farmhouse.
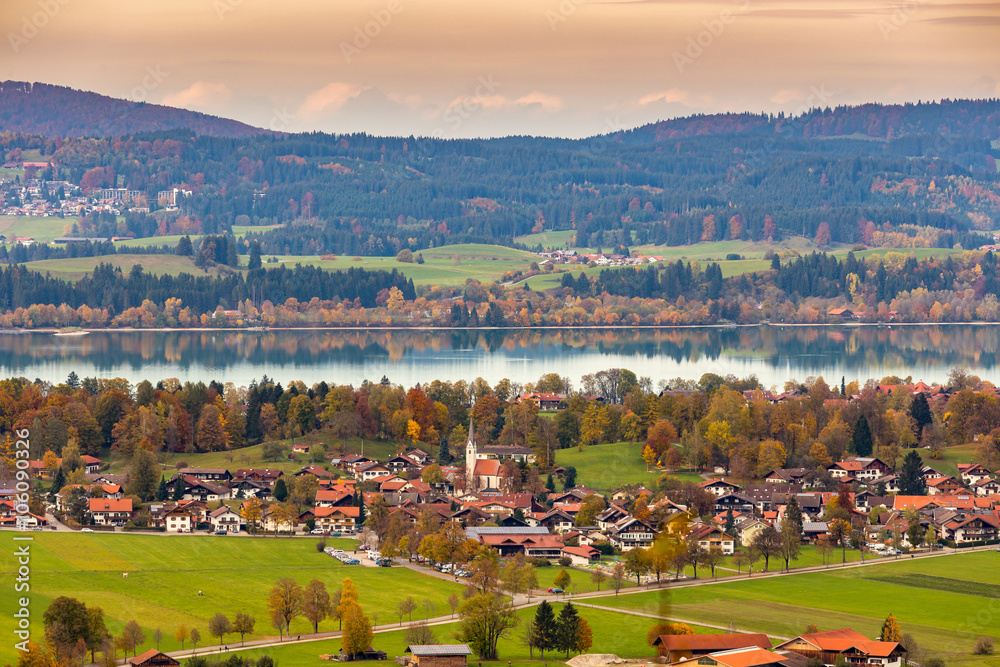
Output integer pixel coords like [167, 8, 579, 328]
[403, 645, 472, 667]
[653, 633, 773, 663]
[209, 506, 244, 533]
[128, 650, 180, 667]
[88, 498, 133, 525]
[774, 629, 906, 667]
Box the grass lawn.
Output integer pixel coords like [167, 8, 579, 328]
[0, 215, 75, 242]
[206, 603, 695, 667]
[584, 551, 1000, 667]
[232, 225, 282, 238]
[22, 254, 233, 281]
[555, 442, 702, 492]
[0, 533, 465, 665]
[918, 443, 978, 478]
[104, 433, 400, 474]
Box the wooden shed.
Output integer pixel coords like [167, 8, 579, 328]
[127, 650, 180, 667]
[404, 644, 472, 667]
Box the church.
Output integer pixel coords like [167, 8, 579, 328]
[463, 411, 534, 492]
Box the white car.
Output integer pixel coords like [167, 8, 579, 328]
[311, 528, 326, 535]
[81, 528, 94, 533]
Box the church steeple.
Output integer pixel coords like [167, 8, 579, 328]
[465, 407, 476, 488]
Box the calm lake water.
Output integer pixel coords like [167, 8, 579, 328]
[5, 325, 1000, 389]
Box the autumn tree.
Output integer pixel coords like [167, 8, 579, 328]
[267, 578, 303, 635]
[208, 613, 231, 645]
[232, 613, 255, 645]
[879, 614, 902, 642]
[302, 579, 333, 633]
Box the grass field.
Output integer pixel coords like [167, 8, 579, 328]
[232, 225, 282, 238]
[115, 235, 199, 249]
[585, 551, 1000, 667]
[0, 215, 75, 243]
[918, 444, 978, 478]
[104, 433, 399, 474]
[554, 442, 702, 491]
[22, 254, 234, 280]
[0, 533, 465, 664]
[207, 603, 710, 667]
[271, 244, 539, 287]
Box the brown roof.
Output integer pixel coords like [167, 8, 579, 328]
[655, 634, 772, 651]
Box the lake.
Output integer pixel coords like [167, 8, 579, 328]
[4, 325, 1000, 389]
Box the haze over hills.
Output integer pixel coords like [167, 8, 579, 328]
[0, 81, 267, 138]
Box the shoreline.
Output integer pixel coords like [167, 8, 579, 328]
[11, 321, 1000, 334]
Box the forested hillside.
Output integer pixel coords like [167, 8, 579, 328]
[0, 81, 265, 138]
[2, 90, 999, 257]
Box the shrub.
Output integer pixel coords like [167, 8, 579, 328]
[558, 556, 572, 567]
[974, 637, 994, 655]
[725, 253, 742, 260]
[396, 249, 414, 263]
[923, 658, 945, 667]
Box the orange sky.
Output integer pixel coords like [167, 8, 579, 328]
[2, 0, 999, 137]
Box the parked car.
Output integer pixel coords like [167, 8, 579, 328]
[81, 528, 94, 533]
[214, 530, 227, 536]
[547, 588, 563, 594]
[311, 528, 326, 535]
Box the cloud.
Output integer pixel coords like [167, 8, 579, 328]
[638, 88, 699, 106]
[770, 88, 805, 104]
[162, 82, 231, 110]
[299, 82, 370, 119]
[442, 91, 563, 115]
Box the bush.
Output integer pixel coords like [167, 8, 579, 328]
[974, 637, 994, 655]
[725, 253, 742, 260]
[316, 538, 327, 552]
[396, 249, 414, 263]
[558, 556, 572, 567]
[923, 658, 945, 667]
[531, 557, 552, 567]
[176, 461, 188, 469]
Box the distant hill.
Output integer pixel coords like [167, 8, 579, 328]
[0, 81, 266, 138]
[625, 99, 1000, 142]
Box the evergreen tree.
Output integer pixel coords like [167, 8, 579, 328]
[898, 451, 927, 495]
[49, 466, 66, 500]
[155, 476, 168, 502]
[545, 473, 555, 493]
[851, 415, 873, 457]
[785, 495, 803, 535]
[273, 477, 288, 502]
[248, 241, 262, 270]
[172, 477, 185, 501]
[531, 600, 557, 658]
[66, 371, 80, 389]
[555, 602, 581, 658]
[176, 235, 193, 256]
[562, 467, 577, 491]
[437, 435, 451, 464]
[909, 393, 932, 440]
[724, 508, 736, 536]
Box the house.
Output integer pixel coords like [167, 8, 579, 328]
[957, 463, 993, 485]
[828, 458, 890, 483]
[88, 498, 133, 526]
[561, 544, 601, 566]
[699, 479, 743, 497]
[81, 455, 102, 474]
[674, 648, 793, 667]
[653, 633, 772, 663]
[689, 523, 736, 554]
[607, 517, 656, 550]
[128, 650, 180, 667]
[465, 526, 564, 558]
[971, 478, 1000, 496]
[160, 504, 194, 532]
[714, 493, 755, 516]
[209, 506, 244, 533]
[937, 512, 1000, 543]
[297, 464, 337, 480]
[774, 629, 905, 667]
[763, 468, 813, 486]
[802, 521, 829, 543]
[926, 476, 966, 496]
[313, 506, 361, 531]
[316, 489, 355, 508]
[403, 645, 472, 667]
[291, 444, 310, 455]
[515, 392, 567, 410]
[178, 467, 232, 482]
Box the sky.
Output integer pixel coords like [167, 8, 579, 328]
[2, 0, 999, 138]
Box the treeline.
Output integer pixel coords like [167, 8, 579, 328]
[0, 263, 415, 315]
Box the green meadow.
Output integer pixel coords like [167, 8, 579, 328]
[554, 442, 702, 491]
[0, 533, 464, 665]
[583, 551, 1000, 667]
[0, 215, 74, 243]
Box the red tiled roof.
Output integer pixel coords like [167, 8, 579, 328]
[654, 633, 772, 651]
